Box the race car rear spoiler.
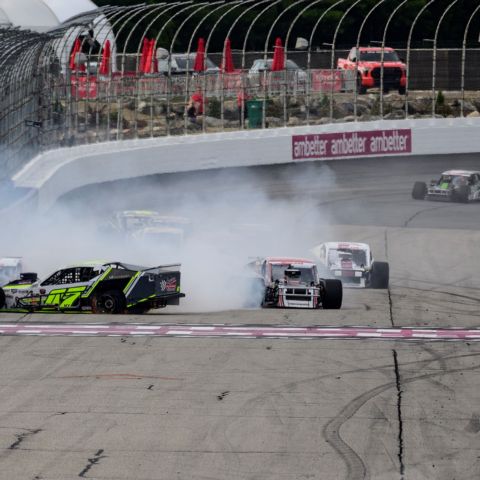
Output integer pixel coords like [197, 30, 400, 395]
[123, 264, 185, 308]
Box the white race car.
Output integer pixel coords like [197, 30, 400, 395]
[0, 257, 22, 286]
[312, 242, 389, 288]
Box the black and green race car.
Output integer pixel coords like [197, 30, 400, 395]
[0, 262, 185, 314]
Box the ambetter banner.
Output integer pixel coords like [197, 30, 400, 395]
[292, 129, 412, 160]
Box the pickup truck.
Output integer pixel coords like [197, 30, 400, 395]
[337, 47, 406, 94]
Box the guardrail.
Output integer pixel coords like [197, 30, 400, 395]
[2, 1, 480, 183]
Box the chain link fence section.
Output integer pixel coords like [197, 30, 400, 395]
[1, 1, 480, 180]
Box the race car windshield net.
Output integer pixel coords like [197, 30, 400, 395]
[271, 265, 315, 283]
[359, 51, 400, 62]
[438, 175, 468, 187]
[329, 249, 367, 266]
[41, 267, 101, 286]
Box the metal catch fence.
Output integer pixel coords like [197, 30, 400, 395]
[1, 1, 480, 180]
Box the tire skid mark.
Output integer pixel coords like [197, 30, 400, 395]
[8, 428, 41, 450]
[78, 449, 106, 478]
[392, 285, 480, 304]
[403, 205, 449, 228]
[323, 356, 480, 480]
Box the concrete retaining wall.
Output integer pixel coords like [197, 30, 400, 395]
[12, 117, 480, 211]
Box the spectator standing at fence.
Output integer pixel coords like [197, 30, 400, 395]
[237, 89, 249, 126]
[187, 92, 204, 122]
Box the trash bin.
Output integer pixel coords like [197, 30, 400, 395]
[247, 99, 264, 128]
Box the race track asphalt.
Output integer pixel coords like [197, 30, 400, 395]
[1, 152, 480, 479]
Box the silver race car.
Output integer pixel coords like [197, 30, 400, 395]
[412, 170, 480, 202]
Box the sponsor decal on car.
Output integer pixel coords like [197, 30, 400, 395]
[160, 277, 177, 292]
[292, 129, 412, 160]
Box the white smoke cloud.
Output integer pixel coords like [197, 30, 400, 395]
[0, 163, 337, 312]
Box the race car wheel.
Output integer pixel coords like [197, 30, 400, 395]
[453, 185, 470, 203]
[412, 181, 427, 200]
[370, 261, 389, 289]
[92, 290, 126, 314]
[322, 279, 343, 309]
[0, 288, 5, 309]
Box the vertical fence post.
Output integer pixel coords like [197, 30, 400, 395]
[203, 0, 245, 134]
[405, 0, 437, 118]
[329, 0, 363, 122]
[306, 0, 345, 126]
[285, 0, 327, 128]
[432, 0, 459, 118]
[460, 5, 480, 117]
[379, 0, 409, 118]
[166, 2, 212, 136]
[220, 0, 270, 132]
[240, 0, 284, 131]
[353, 0, 386, 120]
[261, 0, 310, 130]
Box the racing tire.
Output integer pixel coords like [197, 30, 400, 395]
[412, 181, 427, 200]
[0, 288, 5, 309]
[398, 86, 406, 95]
[453, 185, 470, 203]
[92, 290, 126, 314]
[370, 261, 389, 289]
[322, 279, 343, 309]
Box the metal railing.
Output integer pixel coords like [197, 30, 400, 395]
[1, 0, 480, 181]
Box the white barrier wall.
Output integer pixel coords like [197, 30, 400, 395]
[12, 117, 480, 211]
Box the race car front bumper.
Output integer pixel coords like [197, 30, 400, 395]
[277, 287, 321, 308]
[426, 187, 454, 201]
[331, 269, 366, 288]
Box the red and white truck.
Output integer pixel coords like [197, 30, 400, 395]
[337, 47, 407, 94]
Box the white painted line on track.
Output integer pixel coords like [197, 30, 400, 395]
[0, 323, 480, 341]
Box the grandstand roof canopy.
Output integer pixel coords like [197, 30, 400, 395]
[0, 0, 98, 32]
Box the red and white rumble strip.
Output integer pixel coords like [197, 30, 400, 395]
[0, 323, 479, 341]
